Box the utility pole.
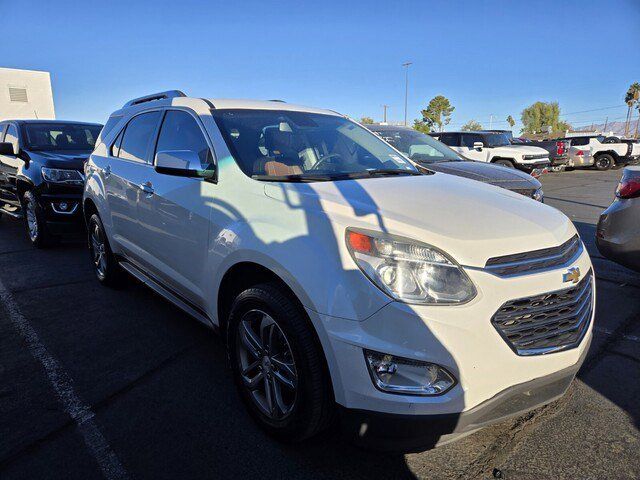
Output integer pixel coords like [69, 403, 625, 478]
[489, 114, 493, 129]
[382, 104, 389, 123]
[603, 116, 608, 133]
[402, 62, 412, 126]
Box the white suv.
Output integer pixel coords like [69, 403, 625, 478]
[433, 131, 551, 174]
[83, 91, 594, 451]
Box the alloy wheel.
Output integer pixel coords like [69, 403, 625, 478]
[236, 309, 298, 420]
[26, 200, 38, 241]
[90, 223, 107, 277]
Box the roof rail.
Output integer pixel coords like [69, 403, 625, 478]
[123, 90, 186, 108]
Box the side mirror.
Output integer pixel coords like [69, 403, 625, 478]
[0, 142, 18, 156]
[473, 141, 484, 150]
[154, 150, 215, 179]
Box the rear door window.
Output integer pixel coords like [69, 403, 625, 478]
[461, 133, 483, 148]
[117, 111, 162, 163]
[439, 133, 459, 146]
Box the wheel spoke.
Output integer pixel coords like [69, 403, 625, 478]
[272, 369, 296, 390]
[271, 376, 288, 415]
[260, 316, 276, 352]
[263, 373, 274, 415]
[240, 321, 263, 358]
[242, 370, 264, 391]
[270, 357, 296, 388]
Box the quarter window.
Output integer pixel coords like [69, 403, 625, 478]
[118, 111, 161, 163]
[155, 110, 212, 165]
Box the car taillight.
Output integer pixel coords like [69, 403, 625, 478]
[576, 150, 584, 157]
[556, 141, 566, 156]
[616, 176, 640, 199]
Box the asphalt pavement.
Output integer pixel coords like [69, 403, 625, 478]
[0, 168, 638, 479]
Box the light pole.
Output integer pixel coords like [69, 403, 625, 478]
[382, 104, 389, 123]
[402, 62, 412, 126]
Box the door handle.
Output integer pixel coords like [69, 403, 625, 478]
[139, 182, 154, 195]
[103, 165, 111, 177]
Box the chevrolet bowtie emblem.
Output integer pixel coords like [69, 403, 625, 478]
[563, 267, 581, 284]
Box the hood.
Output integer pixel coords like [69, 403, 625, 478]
[26, 149, 91, 170]
[264, 173, 574, 268]
[491, 145, 549, 156]
[425, 161, 540, 190]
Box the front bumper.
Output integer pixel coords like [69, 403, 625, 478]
[307, 247, 594, 449]
[39, 193, 84, 236]
[340, 340, 588, 452]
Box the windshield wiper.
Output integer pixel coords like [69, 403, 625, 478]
[365, 169, 422, 177]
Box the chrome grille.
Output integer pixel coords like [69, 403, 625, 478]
[485, 235, 582, 277]
[491, 271, 593, 356]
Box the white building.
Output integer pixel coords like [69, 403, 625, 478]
[0, 67, 55, 121]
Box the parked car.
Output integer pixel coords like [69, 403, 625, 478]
[0, 120, 103, 247]
[430, 131, 551, 175]
[596, 166, 640, 271]
[567, 145, 595, 169]
[555, 135, 640, 170]
[84, 91, 594, 451]
[368, 125, 543, 201]
[511, 138, 571, 172]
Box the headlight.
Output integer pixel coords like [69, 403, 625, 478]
[533, 187, 544, 202]
[346, 228, 476, 304]
[41, 167, 84, 185]
[523, 154, 534, 160]
[365, 350, 456, 396]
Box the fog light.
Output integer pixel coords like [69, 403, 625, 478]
[51, 201, 77, 214]
[364, 350, 456, 396]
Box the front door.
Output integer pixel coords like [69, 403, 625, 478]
[0, 124, 24, 212]
[137, 109, 213, 305]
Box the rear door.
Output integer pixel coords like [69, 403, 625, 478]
[137, 109, 214, 305]
[460, 133, 490, 162]
[105, 110, 162, 260]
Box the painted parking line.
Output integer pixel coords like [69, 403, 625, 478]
[0, 276, 130, 480]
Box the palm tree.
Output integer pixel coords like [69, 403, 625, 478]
[624, 82, 640, 136]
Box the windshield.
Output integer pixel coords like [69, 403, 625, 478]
[23, 123, 102, 151]
[371, 128, 461, 163]
[212, 110, 419, 181]
[483, 133, 511, 147]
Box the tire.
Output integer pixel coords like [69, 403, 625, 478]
[87, 213, 125, 287]
[228, 282, 334, 442]
[594, 154, 614, 171]
[493, 159, 515, 168]
[23, 190, 56, 248]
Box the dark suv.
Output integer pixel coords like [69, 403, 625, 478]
[0, 120, 102, 247]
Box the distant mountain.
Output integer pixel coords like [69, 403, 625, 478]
[575, 120, 639, 137]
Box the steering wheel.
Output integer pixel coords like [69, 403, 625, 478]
[309, 153, 342, 171]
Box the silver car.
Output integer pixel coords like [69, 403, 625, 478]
[596, 166, 640, 271]
[368, 125, 543, 201]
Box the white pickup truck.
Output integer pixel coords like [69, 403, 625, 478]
[431, 131, 550, 174]
[557, 135, 640, 170]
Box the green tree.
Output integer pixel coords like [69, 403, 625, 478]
[624, 82, 640, 136]
[360, 116, 374, 125]
[412, 120, 431, 134]
[418, 95, 455, 132]
[520, 101, 570, 135]
[506, 115, 515, 128]
[461, 119, 483, 131]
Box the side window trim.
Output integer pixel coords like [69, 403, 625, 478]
[0, 124, 6, 142]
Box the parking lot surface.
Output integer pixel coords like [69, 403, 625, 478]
[0, 169, 638, 480]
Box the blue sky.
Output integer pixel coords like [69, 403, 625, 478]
[4, 0, 640, 132]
